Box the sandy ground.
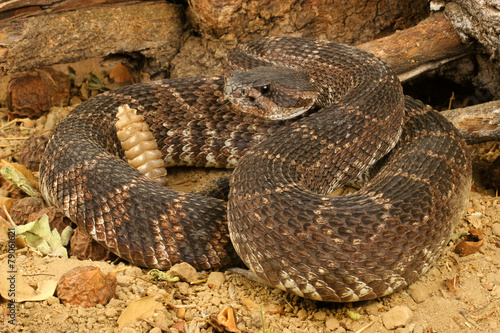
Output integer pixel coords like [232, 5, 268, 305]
[0, 103, 499, 333]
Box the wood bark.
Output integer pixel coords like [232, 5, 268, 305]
[0, 1, 183, 74]
[357, 12, 473, 82]
[441, 100, 500, 144]
[445, 0, 500, 59]
[187, 0, 429, 44]
[0, 2, 497, 143]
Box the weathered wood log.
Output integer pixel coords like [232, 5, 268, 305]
[441, 100, 500, 144]
[445, 0, 500, 60]
[0, 0, 127, 21]
[1, 2, 496, 145]
[357, 12, 474, 82]
[0, 1, 183, 74]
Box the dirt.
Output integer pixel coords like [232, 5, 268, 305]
[0, 186, 498, 333]
[0, 66, 499, 332]
[0, 103, 498, 333]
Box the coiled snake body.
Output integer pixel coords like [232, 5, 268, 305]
[40, 37, 471, 302]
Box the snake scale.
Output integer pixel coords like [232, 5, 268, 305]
[40, 37, 471, 302]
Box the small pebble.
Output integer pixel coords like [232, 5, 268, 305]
[207, 271, 226, 289]
[104, 307, 118, 317]
[413, 323, 425, 333]
[168, 262, 199, 283]
[46, 296, 60, 306]
[491, 223, 500, 237]
[297, 309, 308, 321]
[382, 305, 413, 330]
[70, 96, 83, 106]
[251, 315, 262, 329]
[149, 328, 162, 333]
[313, 310, 326, 321]
[125, 266, 143, 277]
[408, 285, 429, 303]
[24, 302, 34, 309]
[43, 111, 59, 133]
[325, 317, 340, 330]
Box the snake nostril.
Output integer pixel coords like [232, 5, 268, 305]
[249, 96, 256, 103]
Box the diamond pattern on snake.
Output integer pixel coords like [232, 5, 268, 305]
[40, 36, 471, 302]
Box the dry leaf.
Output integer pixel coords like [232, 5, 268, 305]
[172, 320, 186, 333]
[481, 283, 494, 291]
[0, 219, 13, 244]
[0, 196, 16, 212]
[1, 160, 40, 195]
[445, 275, 460, 291]
[217, 307, 240, 333]
[0, 261, 57, 302]
[240, 296, 259, 310]
[15, 214, 73, 257]
[148, 268, 179, 282]
[109, 64, 132, 83]
[346, 309, 362, 320]
[455, 229, 484, 256]
[443, 274, 460, 297]
[117, 295, 156, 328]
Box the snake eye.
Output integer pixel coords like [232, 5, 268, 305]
[258, 85, 270, 95]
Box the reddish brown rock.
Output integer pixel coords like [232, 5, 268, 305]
[69, 227, 117, 262]
[56, 266, 117, 308]
[9, 197, 45, 225]
[7, 68, 70, 118]
[18, 134, 50, 171]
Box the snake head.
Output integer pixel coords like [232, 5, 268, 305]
[224, 66, 319, 120]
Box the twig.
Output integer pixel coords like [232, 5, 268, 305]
[0, 119, 25, 130]
[0, 137, 30, 140]
[460, 308, 479, 328]
[0, 247, 27, 259]
[0, 202, 16, 228]
[355, 320, 375, 333]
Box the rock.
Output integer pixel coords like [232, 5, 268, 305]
[168, 262, 199, 283]
[10, 197, 45, 225]
[104, 307, 118, 318]
[46, 296, 60, 305]
[207, 271, 226, 290]
[69, 227, 117, 262]
[7, 69, 70, 118]
[382, 305, 413, 330]
[149, 328, 162, 333]
[313, 310, 327, 321]
[56, 266, 117, 308]
[413, 323, 425, 333]
[297, 309, 308, 321]
[18, 134, 50, 171]
[408, 284, 430, 303]
[325, 317, 340, 330]
[492, 223, 500, 237]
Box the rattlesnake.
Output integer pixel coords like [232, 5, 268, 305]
[40, 37, 471, 302]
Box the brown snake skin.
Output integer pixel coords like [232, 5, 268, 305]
[40, 37, 471, 302]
